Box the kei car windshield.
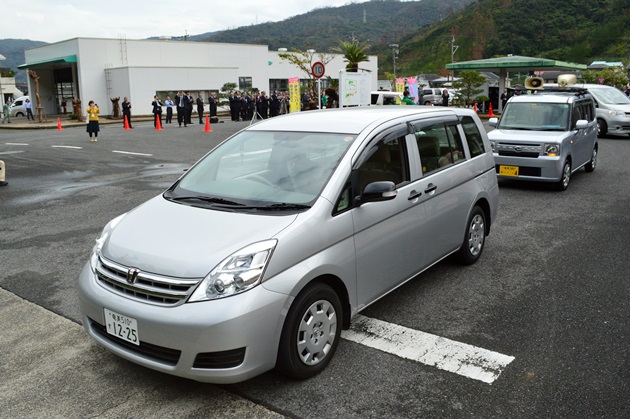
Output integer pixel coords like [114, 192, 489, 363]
[498, 102, 570, 131]
[588, 87, 630, 105]
[169, 130, 356, 208]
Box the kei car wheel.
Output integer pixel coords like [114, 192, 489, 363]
[585, 147, 597, 172]
[276, 282, 342, 379]
[555, 160, 571, 191]
[456, 206, 486, 265]
[597, 119, 608, 137]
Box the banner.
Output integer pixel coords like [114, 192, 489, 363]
[407, 77, 418, 104]
[289, 77, 300, 113]
[395, 78, 405, 93]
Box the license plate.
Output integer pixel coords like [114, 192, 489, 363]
[499, 165, 519, 177]
[104, 308, 140, 346]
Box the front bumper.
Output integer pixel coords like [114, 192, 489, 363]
[493, 154, 564, 183]
[78, 262, 290, 384]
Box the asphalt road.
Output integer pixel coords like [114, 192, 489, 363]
[1, 117, 629, 417]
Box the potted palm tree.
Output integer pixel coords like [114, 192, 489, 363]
[333, 39, 370, 72]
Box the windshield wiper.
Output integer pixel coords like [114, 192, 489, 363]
[168, 195, 245, 206]
[240, 203, 311, 211]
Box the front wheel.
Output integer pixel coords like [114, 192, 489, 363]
[585, 147, 597, 172]
[276, 283, 342, 379]
[455, 206, 486, 265]
[555, 160, 571, 191]
[597, 119, 608, 137]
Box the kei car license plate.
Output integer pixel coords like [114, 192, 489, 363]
[499, 165, 519, 177]
[104, 308, 139, 346]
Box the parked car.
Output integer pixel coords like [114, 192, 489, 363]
[572, 84, 630, 137]
[9, 96, 29, 117]
[488, 89, 598, 191]
[420, 88, 444, 105]
[78, 106, 499, 384]
[370, 90, 403, 105]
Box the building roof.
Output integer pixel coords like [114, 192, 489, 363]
[446, 55, 586, 72]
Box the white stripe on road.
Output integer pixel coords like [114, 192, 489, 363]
[341, 315, 515, 384]
[112, 150, 153, 157]
[5, 143, 29, 146]
[0, 151, 25, 155]
[52, 145, 83, 149]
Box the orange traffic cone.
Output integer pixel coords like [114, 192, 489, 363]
[123, 115, 131, 130]
[473, 103, 478, 113]
[56, 117, 63, 130]
[203, 115, 213, 132]
[488, 103, 495, 117]
[155, 116, 163, 131]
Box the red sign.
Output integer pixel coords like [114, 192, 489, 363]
[311, 61, 325, 79]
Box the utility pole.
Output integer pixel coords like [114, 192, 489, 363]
[450, 35, 459, 81]
[389, 44, 399, 77]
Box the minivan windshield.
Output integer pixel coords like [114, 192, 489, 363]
[588, 87, 630, 105]
[498, 102, 570, 131]
[167, 130, 356, 210]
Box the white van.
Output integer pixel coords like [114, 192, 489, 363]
[546, 84, 630, 137]
[370, 91, 403, 105]
[9, 96, 30, 117]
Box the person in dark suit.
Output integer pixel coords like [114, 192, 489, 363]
[228, 92, 236, 121]
[196, 93, 204, 124]
[256, 91, 269, 119]
[208, 92, 218, 117]
[246, 92, 255, 120]
[233, 92, 243, 121]
[151, 95, 163, 128]
[121, 97, 132, 128]
[270, 91, 280, 117]
[184, 91, 193, 125]
[500, 88, 509, 111]
[176, 91, 187, 127]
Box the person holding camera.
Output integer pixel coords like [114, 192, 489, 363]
[86, 101, 100, 142]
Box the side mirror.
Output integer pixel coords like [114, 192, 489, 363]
[488, 117, 499, 127]
[575, 119, 588, 130]
[355, 181, 397, 206]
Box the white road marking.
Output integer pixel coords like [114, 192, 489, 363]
[341, 315, 515, 384]
[0, 151, 25, 155]
[5, 143, 29, 146]
[112, 150, 153, 157]
[52, 145, 83, 149]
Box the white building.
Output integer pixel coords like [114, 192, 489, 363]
[18, 37, 378, 116]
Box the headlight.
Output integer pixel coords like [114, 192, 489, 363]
[188, 239, 277, 302]
[89, 213, 126, 271]
[489, 140, 496, 152]
[544, 144, 560, 156]
[608, 110, 625, 117]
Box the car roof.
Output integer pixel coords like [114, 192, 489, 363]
[246, 107, 466, 134]
[509, 92, 583, 104]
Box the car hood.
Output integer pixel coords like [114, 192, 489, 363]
[488, 129, 570, 142]
[102, 195, 298, 278]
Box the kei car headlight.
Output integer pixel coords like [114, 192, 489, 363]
[89, 213, 126, 271]
[544, 144, 560, 157]
[608, 110, 625, 117]
[188, 239, 277, 302]
[489, 140, 496, 152]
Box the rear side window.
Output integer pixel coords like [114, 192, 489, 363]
[414, 122, 466, 176]
[461, 116, 485, 158]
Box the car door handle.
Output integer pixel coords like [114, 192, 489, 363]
[424, 183, 437, 194]
[408, 190, 422, 200]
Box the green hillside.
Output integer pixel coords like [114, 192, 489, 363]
[376, 0, 630, 76]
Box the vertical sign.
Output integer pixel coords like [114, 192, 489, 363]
[288, 77, 300, 113]
[339, 71, 371, 107]
[395, 78, 405, 94]
[407, 77, 418, 104]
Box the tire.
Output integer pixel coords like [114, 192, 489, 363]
[597, 119, 608, 138]
[456, 206, 486, 265]
[276, 282, 342, 379]
[555, 160, 571, 191]
[585, 147, 597, 173]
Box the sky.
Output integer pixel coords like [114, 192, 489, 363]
[1, 0, 382, 43]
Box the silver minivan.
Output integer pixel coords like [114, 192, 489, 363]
[78, 107, 499, 383]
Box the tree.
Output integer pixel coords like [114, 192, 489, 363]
[581, 67, 629, 89]
[278, 48, 334, 92]
[452, 70, 487, 107]
[332, 39, 370, 72]
[219, 82, 237, 107]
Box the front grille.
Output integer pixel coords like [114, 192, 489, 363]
[193, 348, 246, 369]
[90, 318, 181, 365]
[498, 150, 539, 158]
[95, 256, 200, 306]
